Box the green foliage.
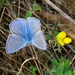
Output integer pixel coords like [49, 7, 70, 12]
[54, 20, 58, 30]
[46, 32, 52, 40]
[0, 0, 5, 7]
[53, 20, 59, 36]
[25, 2, 41, 19]
[45, 57, 75, 75]
[51, 58, 59, 67]
[33, 2, 41, 11]
[45, 71, 50, 75]
[13, 66, 37, 75]
[46, 20, 59, 41]
[25, 10, 32, 19]
[64, 70, 73, 75]
[46, 20, 64, 52]
[27, 65, 37, 75]
[29, 65, 37, 72]
[13, 57, 75, 75]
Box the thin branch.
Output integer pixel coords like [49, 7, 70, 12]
[17, 57, 36, 75]
[44, 0, 75, 25]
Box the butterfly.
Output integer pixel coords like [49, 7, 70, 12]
[6, 17, 47, 54]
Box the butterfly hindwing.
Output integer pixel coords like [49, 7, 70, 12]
[6, 34, 27, 54]
[31, 30, 47, 50]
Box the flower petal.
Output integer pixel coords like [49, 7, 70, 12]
[57, 31, 66, 39]
[64, 37, 72, 44]
[57, 38, 65, 46]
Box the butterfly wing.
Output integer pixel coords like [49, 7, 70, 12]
[10, 18, 27, 37]
[27, 17, 41, 37]
[31, 30, 47, 50]
[6, 34, 27, 54]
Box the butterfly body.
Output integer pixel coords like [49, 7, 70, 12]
[6, 17, 47, 54]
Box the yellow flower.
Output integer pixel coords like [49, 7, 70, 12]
[57, 31, 72, 46]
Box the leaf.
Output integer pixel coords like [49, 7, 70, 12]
[73, 73, 75, 75]
[64, 70, 73, 75]
[58, 73, 64, 75]
[59, 56, 65, 64]
[52, 65, 57, 71]
[46, 33, 52, 40]
[53, 72, 64, 75]
[25, 10, 32, 19]
[0, 0, 5, 7]
[64, 60, 71, 72]
[51, 58, 59, 67]
[29, 65, 37, 72]
[44, 71, 50, 75]
[33, 3, 41, 11]
[53, 20, 59, 36]
[54, 20, 58, 30]
[64, 59, 70, 66]
[13, 72, 22, 75]
[32, 67, 37, 72]
[51, 41, 57, 46]
[56, 65, 64, 74]
[64, 66, 71, 72]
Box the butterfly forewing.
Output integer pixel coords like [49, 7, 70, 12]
[27, 17, 41, 38]
[10, 18, 27, 37]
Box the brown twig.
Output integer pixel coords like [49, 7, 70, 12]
[44, 0, 75, 25]
[17, 57, 36, 75]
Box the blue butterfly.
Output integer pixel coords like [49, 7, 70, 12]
[6, 17, 47, 54]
